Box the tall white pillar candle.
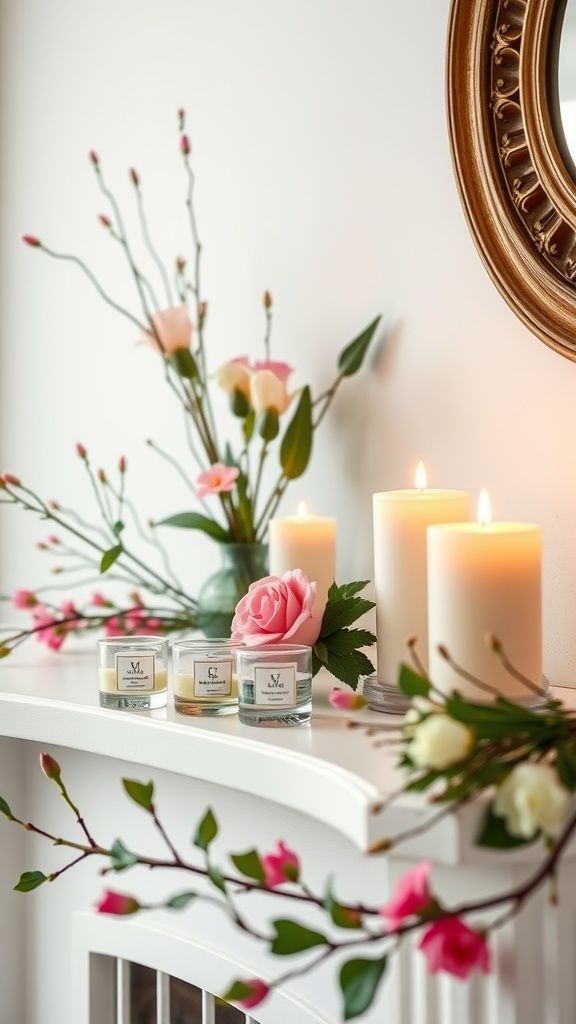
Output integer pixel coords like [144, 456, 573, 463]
[373, 466, 469, 686]
[427, 493, 542, 700]
[269, 504, 337, 616]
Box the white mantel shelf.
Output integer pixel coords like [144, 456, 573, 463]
[0, 645, 407, 853]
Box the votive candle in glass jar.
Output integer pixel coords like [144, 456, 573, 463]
[236, 644, 312, 727]
[98, 636, 169, 710]
[172, 638, 239, 716]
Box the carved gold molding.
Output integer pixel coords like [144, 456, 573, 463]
[447, 0, 576, 359]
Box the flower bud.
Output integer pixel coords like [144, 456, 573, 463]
[0, 646, 10, 659]
[97, 468, 106, 483]
[48, 500, 60, 510]
[263, 290, 272, 309]
[178, 108, 186, 131]
[22, 235, 41, 248]
[96, 890, 140, 916]
[328, 689, 368, 711]
[98, 214, 112, 229]
[3, 473, 21, 487]
[129, 167, 139, 187]
[76, 443, 87, 460]
[176, 256, 186, 273]
[40, 752, 61, 781]
[118, 456, 126, 473]
[89, 150, 99, 166]
[180, 134, 191, 156]
[199, 301, 208, 321]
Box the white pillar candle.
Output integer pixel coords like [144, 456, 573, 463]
[427, 491, 542, 700]
[268, 503, 337, 615]
[373, 463, 469, 687]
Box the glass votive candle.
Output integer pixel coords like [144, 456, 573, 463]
[236, 644, 312, 727]
[98, 636, 169, 710]
[172, 638, 239, 716]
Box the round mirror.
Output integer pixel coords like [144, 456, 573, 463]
[447, 0, 576, 360]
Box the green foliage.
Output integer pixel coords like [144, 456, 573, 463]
[156, 511, 230, 542]
[207, 864, 227, 893]
[280, 386, 313, 479]
[194, 808, 218, 851]
[14, 871, 48, 893]
[0, 796, 13, 819]
[324, 880, 363, 929]
[257, 408, 279, 441]
[112, 520, 125, 537]
[397, 664, 431, 699]
[221, 980, 254, 1003]
[230, 848, 266, 884]
[100, 544, 122, 573]
[110, 839, 139, 872]
[270, 919, 327, 955]
[314, 581, 376, 688]
[337, 316, 382, 377]
[321, 581, 374, 635]
[170, 349, 198, 379]
[122, 779, 154, 812]
[477, 806, 539, 849]
[555, 740, 576, 791]
[167, 891, 197, 910]
[339, 955, 388, 1020]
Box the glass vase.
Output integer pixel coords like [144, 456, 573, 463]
[197, 543, 269, 639]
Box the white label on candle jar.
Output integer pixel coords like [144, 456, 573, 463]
[115, 652, 155, 693]
[193, 658, 233, 697]
[253, 662, 296, 707]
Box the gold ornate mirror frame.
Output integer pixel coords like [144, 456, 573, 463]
[447, 0, 576, 359]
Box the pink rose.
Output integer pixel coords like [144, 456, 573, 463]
[231, 569, 320, 647]
[147, 306, 192, 355]
[418, 917, 491, 980]
[196, 463, 240, 499]
[262, 840, 300, 887]
[328, 690, 368, 712]
[96, 890, 140, 916]
[379, 862, 432, 930]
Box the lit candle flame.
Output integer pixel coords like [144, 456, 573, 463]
[296, 500, 309, 517]
[477, 488, 492, 526]
[415, 461, 427, 491]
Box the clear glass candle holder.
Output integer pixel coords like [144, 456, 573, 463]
[236, 644, 312, 727]
[98, 636, 169, 710]
[172, 638, 239, 716]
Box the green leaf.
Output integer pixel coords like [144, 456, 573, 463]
[156, 512, 230, 542]
[208, 864, 227, 893]
[170, 349, 198, 379]
[231, 388, 250, 418]
[313, 640, 329, 664]
[194, 808, 218, 851]
[337, 316, 381, 378]
[112, 520, 125, 536]
[339, 955, 388, 1020]
[167, 891, 197, 910]
[257, 408, 279, 441]
[110, 839, 139, 872]
[222, 980, 255, 1003]
[321, 628, 376, 655]
[323, 647, 375, 690]
[332, 580, 371, 599]
[311, 649, 325, 677]
[122, 779, 154, 812]
[0, 796, 13, 818]
[280, 386, 313, 480]
[445, 694, 541, 740]
[230, 849, 266, 884]
[242, 408, 255, 443]
[324, 880, 363, 929]
[320, 582, 375, 635]
[270, 919, 327, 955]
[476, 806, 539, 849]
[555, 740, 576, 791]
[397, 664, 431, 700]
[100, 545, 122, 573]
[14, 871, 48, 893]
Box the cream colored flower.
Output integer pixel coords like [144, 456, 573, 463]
[250, 368, 293, 415]
[408, 713, 473, 770]
[214, 357, 252, 399]
[493, 762, 571, 840]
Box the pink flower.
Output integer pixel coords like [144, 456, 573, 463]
[215, 357, 252, 399]
[32, 605, 67, 651]
[235, 979, 269, 1009]
[328, 690, 368, 711]
[231, 569, 320, 647]
[96, 890, 140, 916]
[104, 615, 125, 638]
[147, 306, 192, 355]
[13, 589, 38, 609]
[262, 840, 300, 887]
[196, 463, 239, 499]
[91, 592, 108, 607]
[379, 862, 432, 930]
[418, 918, 491, 980]
[144, 617, 163, 633]
[253, 359, 292, 382]
[250, 365, 293, 415]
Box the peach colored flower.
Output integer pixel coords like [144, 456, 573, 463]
[147, 306, 192, 355]
[250, 366, 293, 415]
[231, 569, 320, 647]
[418, 918, 490, 979]
[196, 463, 239, 499]
[215, 357, 252, 399]
[379, 861, 432, 931]
[262, 840, 300, 887]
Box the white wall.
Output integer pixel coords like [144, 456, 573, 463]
[2, 0, 576, 685]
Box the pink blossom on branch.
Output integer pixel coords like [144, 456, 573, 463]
[196, 463, 239, 499]
[418, 917, 491, 980]
[13, 590, 38, 610]
[231, 569, 320, 647]
[262, 840, 300, 887]
[379, 861, 432, 931]
[146, 306, 192, 355]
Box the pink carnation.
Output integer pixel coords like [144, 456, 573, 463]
[418, 917, 491, 980]
[196, 463, 239, 499]
[262, 840, 300, 887]
[96, 890, 140, 916]
[379, 862, 432, 930]
[231, 569, 320, 647]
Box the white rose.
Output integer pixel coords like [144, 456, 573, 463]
[408, 713, 473, 770]
[402, 698, 441, 739]
[493, 762, 571, 840]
